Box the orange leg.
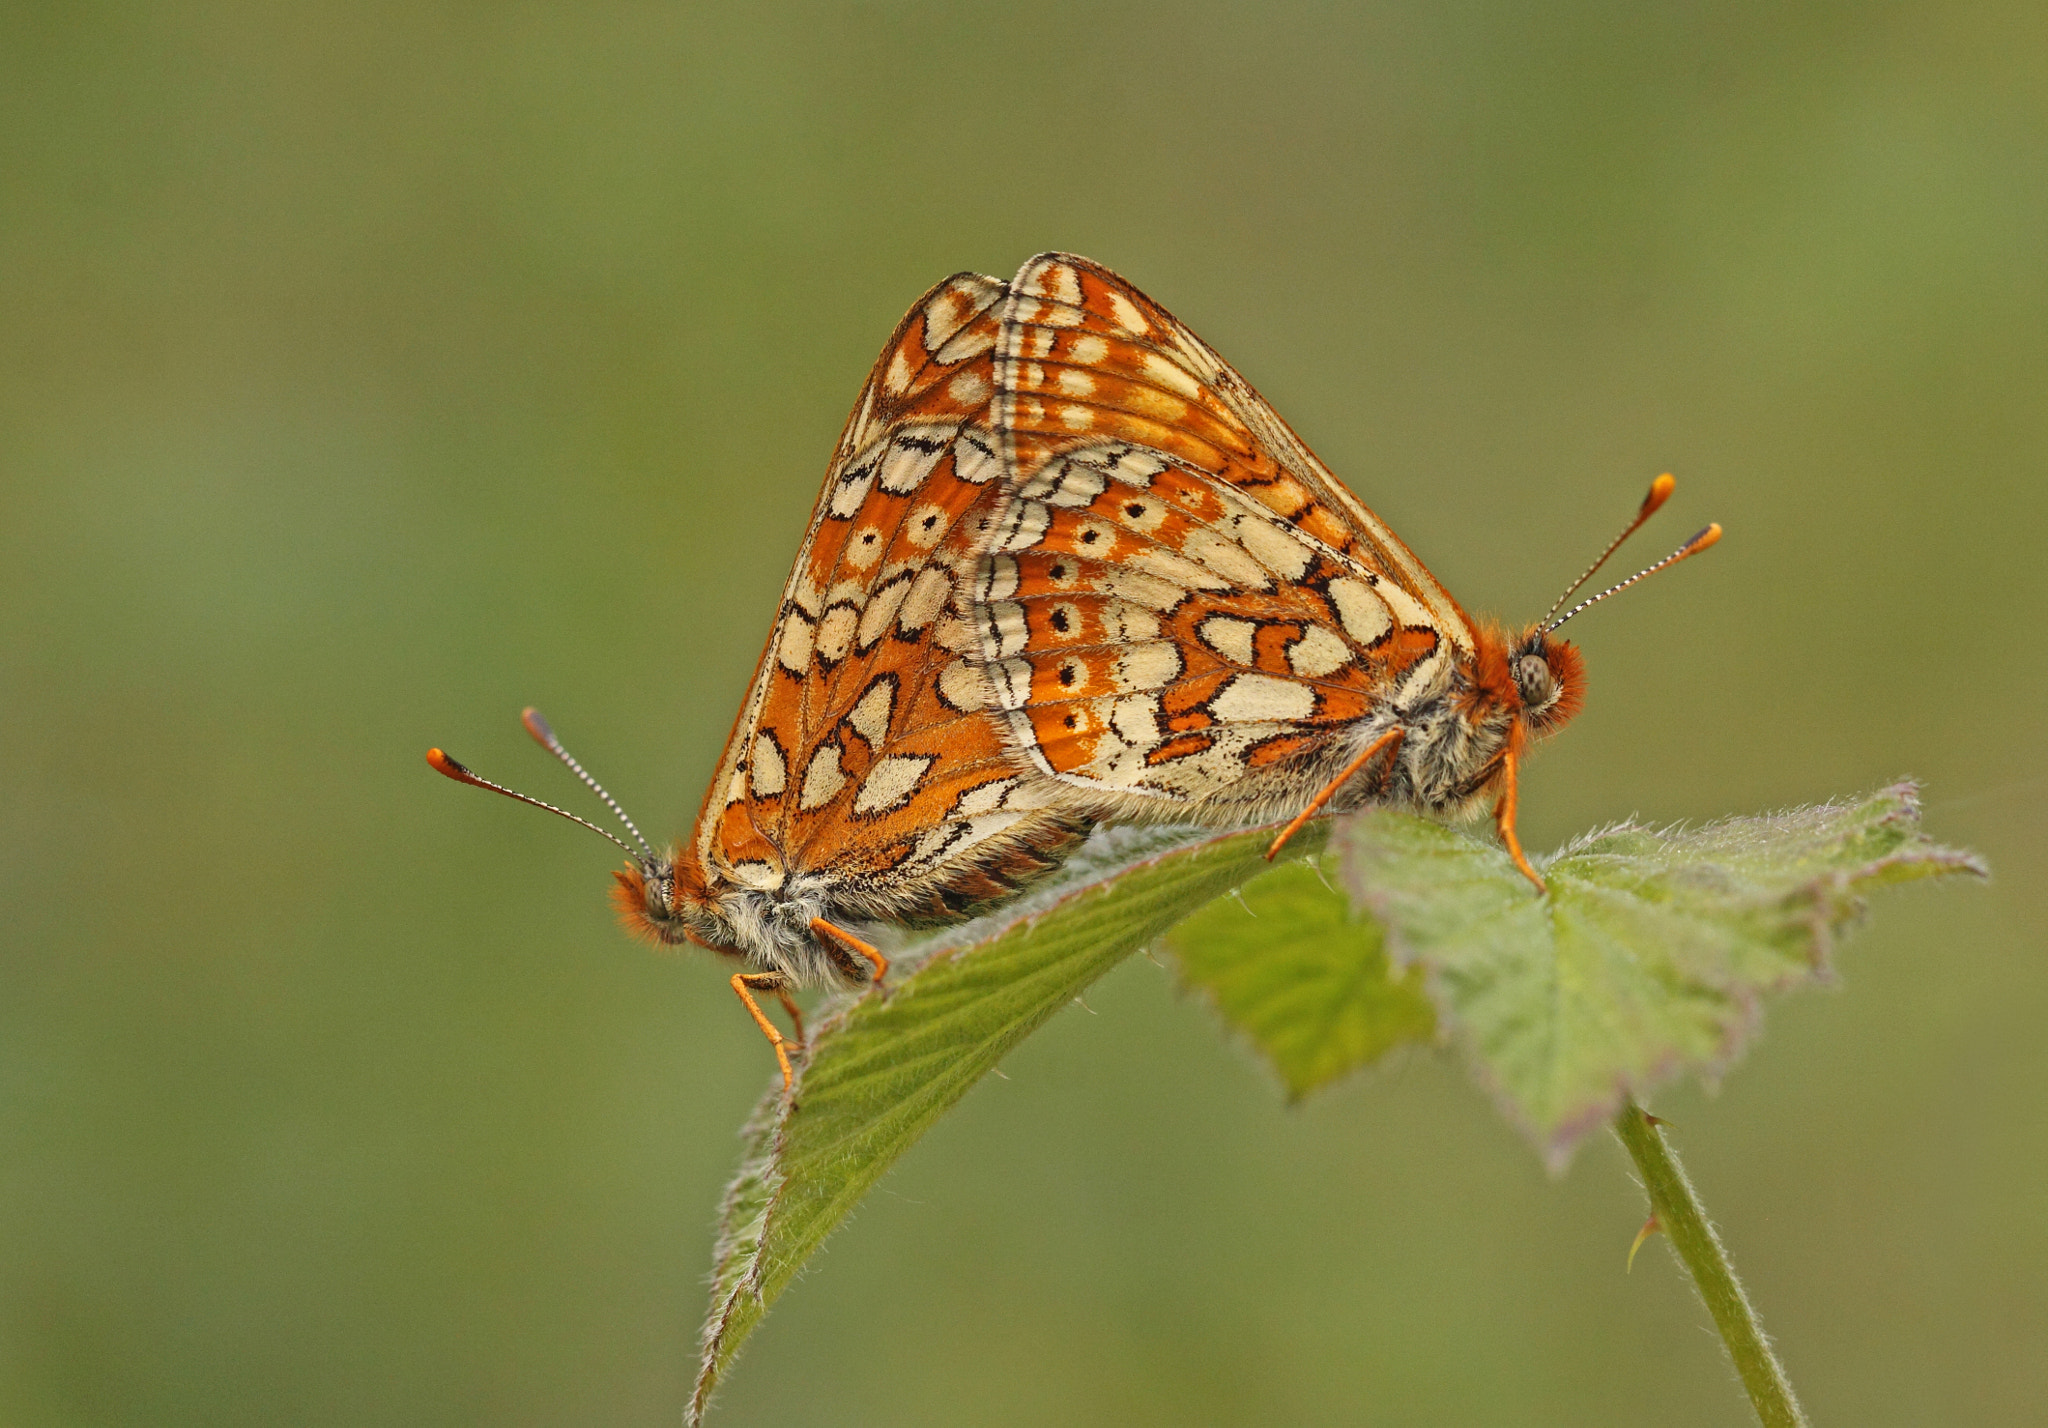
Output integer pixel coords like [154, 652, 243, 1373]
[809, 917, 890, 988]
[774, 986, 807, 1050]
[1493, 749, 1546, 894]
[1266, 727, 1405, 861]
[731, 971, 797, 1091]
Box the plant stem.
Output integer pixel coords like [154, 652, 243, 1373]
[1614, 1102, 1810, 1428]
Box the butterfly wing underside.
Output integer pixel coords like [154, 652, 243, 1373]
[978, 252, 1476, 814]
[691, 273, 1083, 923]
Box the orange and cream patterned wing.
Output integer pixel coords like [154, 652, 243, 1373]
[692, 273, 1074, 915]
[978, 252, 1474, 804]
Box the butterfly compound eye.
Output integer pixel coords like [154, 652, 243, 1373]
[1515, 653, 1559, 712]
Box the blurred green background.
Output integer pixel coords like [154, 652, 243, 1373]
[4, 3, 2042, 1424]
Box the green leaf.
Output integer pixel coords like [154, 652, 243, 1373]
[1337, 781, 1986, 1167]
[691, 825, 1309, 1424]
[693, 782, 1983, 1417]
[1164, 859, 1436, 1099]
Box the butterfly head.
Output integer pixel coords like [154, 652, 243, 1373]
[428, 708, 734, 951]
[1509, 629, 1586, 733]
[1499, 476, 1720, 737]
[610, 853, 722, 950]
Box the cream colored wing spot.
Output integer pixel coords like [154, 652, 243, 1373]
[827, 459, 879, 520]
[883, 347, 915, 396]
[937, 658, 989, 712]
[1057, 403, 1095, 432]
[953, 430, 1001, 484]
[1041, 263, 1083, 306]
[878, 427, 953, 494]
[1087, 442, 1171, 488]
[1128, 544, 1230, 591]
[1139, 350, 1204, 402]
[979, 600, 1028, 658]
[972, 554, 1020, 602]
[1327, 577, 1392, 645]
[845, 525, 885, 572]
[1112, 641, 1185, 692]
[1209, 673, 1317, 724]
[1049, 655, 1092, 694]
[798, 744, 847, 811]
[935, 322, 995, 363]
[1100, 565, 1184, 611]
[727, 860, 784, 893]
[856, 574, 913, 649]
[994, 500, 1052, 552]
[775, 610, 815, 674]
[1111, 693, 1162, 746]
[991, 657, 1034, 710]
[1103, 600, 1163, 641]
[1019, 457, 1108, 509]
[1198, 614, 1258, 666]
[749, 731, 787, 797]
[1068, 333, 1109, 365]
[903, 502, 950, 549]
[948, 369, 991, 406]
[853, 754, 934, 815]
[1105, 289, 1148, 334]
[1181, 528, 1272, 589]
[814, 604, 859, 665]
[1286, 625, 1352, 679]
[1054, 368, 1097, 398]
[921, 281, 983, 354]
[1110, 495, 1169, 536]
[789, 573, 823, 619]
[896, 566, 951, 632]
[1374, 578, 1438, 632]
[847, 677, 895, 745]
[953, 776, 1019, 817]
[1229, 512, 1317, 580]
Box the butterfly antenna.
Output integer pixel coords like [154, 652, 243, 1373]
[1540, 473, 1679, 627]
[519, 707, 655, 859]
[425, 747, 642, 858]
[1545, 523, 1722, 633]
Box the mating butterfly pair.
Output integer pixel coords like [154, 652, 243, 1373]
[430, 253, 1717, 1088]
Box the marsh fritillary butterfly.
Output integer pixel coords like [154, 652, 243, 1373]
[965, 254, 1718, 890]
[429, 254, 1718, 1087]
[430, 274, 1095, 1087]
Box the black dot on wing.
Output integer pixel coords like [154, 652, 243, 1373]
[922, 514, 939, 529]
[1063, 713, 1078, 729]
[1058, 663, 1078, 687]
[1081, 530, 1099, 545]
[1050, 563, 1068, 579]
[1050, 609, 1071, 633]
[1126, 502, 1145, 517]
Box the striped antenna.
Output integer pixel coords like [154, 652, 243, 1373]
[519, 708, 654, 859]
[1545, 524, 1722, 634]
[1541, 473, 1679, 627]
[426, 747, 641, 858]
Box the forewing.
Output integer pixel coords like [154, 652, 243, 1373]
[982, 254, 1472, 802]
[694, 274, 1075, 912]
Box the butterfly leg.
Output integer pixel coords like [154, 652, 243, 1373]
[774, 985, 808, 1051]
[1265, 727, 1406, 861]
[1492, 749, 1547, 894]
[809, 917, 890, 991]
[731, 971, 798, 1092]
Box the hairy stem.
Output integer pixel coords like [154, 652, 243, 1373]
[1615, 1103, 1810, 1428]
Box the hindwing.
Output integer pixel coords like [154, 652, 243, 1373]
[981, 253, 1473, 804]
[693, 274, 1081, 919]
